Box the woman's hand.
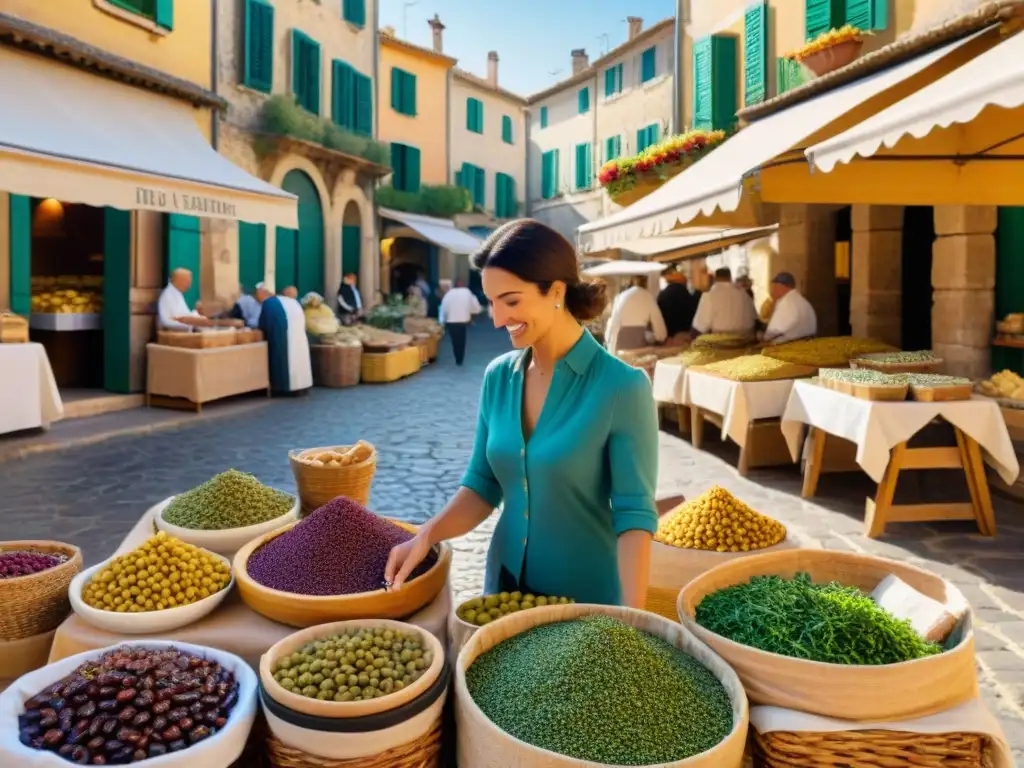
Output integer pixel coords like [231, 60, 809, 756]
[384, 533, 434, 590]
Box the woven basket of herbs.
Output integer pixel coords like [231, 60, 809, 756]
[0, 540, 82, 641]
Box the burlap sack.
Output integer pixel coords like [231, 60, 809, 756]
[677, 549, 978, 722]
[455, 603, 748, 768]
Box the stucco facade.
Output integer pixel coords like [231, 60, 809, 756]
[214, 0, 382, 310]
[450, 59, 527, 219]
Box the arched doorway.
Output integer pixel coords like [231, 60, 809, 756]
[341, 201, 361, 283]
[276, 170, 324, 297]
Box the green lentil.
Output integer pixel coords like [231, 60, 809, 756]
[854, 350, 937, 365]
[163, 469, 295, 530]
[819, 368, 903, 386]
[904, 373, 971, 388]
[466, 615, 733, 764]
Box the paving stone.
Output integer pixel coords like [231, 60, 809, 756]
[979, 650, 1024, 672]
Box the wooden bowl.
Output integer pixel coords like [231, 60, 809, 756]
[233, 519, 451, 628]
[259, 619, 444, 719]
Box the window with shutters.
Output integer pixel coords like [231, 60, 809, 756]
[578, 87, 590, 114]
[502, 115, 513, 144]
[776, 56, 809, 95]
[693, 35, 737, 131]
[291, 31, 321, 114]
[641, 46, 657, 83]
[353, 73, 373, 137]
[574, 143, 592, 191]
[390, 68, 417, 116]
[604, 63, 624, 97]
[805, 0, 844, 41]
[845, 0, 887, 31]
[605, 135, 622, 162]
[541, 149, 559, 199]
[342, 0, 366, 27]
[331, 61, 372, 137]
[539, 106, 548, 129]
[459, 163, 486, 207]
[390, 143, 421, 193]
[102, 0, 173, 30]
[636, 124, 660, 152]
[467, 98, 484, 133]
[744, 2, 768, 106]
[242, 0, 274, 93]
[495, 173, 517, 218]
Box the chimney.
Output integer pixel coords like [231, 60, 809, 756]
[428, 14, 445, 53]
[571, 48, 589, 75]
[487, 51, 499, 87]
[627, 16, 643, 40]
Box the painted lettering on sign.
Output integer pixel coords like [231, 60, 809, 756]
[135, 187, 238, 218]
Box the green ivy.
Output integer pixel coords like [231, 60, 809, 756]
[259, 95, 389, 166]
[375, 184, 470, 218]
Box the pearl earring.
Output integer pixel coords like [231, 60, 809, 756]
[555, 302, 562, 309]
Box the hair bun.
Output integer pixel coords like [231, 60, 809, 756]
[564, 280, 608, 321]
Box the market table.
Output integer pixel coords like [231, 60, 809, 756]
[683, 369, 801, 475]
[781, 379, 1019, 537]
[146, 342, 270, 412]
[0, 342, 63, 435]
[651, 358, 691, 434]
[48, 500, 452, 668]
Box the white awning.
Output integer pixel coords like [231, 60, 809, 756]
[380, 208, 483, 255]
[577, 32, 982, 252]
[618, 226, 777, 258]
[0, 47, 297, 228]
[806, 29, 1024, 172]
[582, 260, 667, 278]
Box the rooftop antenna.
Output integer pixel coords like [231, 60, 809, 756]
[402, 0, 419, 39]
[597, 33, 610, 56]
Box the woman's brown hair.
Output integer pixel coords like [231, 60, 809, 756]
[469, 219, 607, 321]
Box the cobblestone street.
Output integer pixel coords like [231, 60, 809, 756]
[1, 324, 1023, 755]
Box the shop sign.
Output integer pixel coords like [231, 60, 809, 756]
[136, 186, 238, 218]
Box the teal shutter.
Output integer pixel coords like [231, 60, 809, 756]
[574, 143, 592, 190]
[354, 73, 372, 136]
[845, 0, 887, 30]
[402, 71, 417, 115]
[406, 146, 421, 193]
[104, 208, 131, 394]
[332, 60, 355, 129]
[641, 46, 657, 83]
[541, 153, 551, 199]
[391, 143, 404, 189]
[693, 37, 713, 130]
[292, 31, 321, 114]
[474, 167, 485, 207]
[390, 68, 402, 112]
[275, 227, 297, 297]
[154, 0, 173, 30]
[343, 0, 366, 27]
[578, 87, 590, 114]
[502, 115, 513, 144]
[777, 56, 809, 94]
[805, 0, 844, 40]
[8, 195, 30, 316]
[605, 135, 616, 162]
[467, 98, 483, 132]
[604, 67, 617, 97]
[243, 0, 274, 93]
[460, 162, 474, 197]
[744, 2, 768, 106]
[238, 222, 267, 291]
[506, 176, 516, 217]
[165, 214, 201, 308]
[553, 149, 560, 196]
[617, 63, 624, 91]
[342, 224, 361, 277]
[712, 36, 738, 131]
[495, 174, 506, 217]
[539, 106, 548, 129]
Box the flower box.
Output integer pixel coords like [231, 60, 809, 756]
[786, 25, 867, 78]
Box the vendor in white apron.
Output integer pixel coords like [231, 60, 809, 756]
[605, 277, 667, 355]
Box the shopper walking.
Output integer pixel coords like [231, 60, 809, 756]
[439, 279, 482, 366]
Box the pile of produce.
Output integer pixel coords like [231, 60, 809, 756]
[318, 332, 363, 348]
[18, 646, 239, 762]
[903, 373, 971, 389]
[403, 316, 442, 336]
[81, 533, 231, 613]
[456, 592, 575, 627]
[692, 333, 753, 349]
[979, 370, 1024, 401]
[697, 354, 817, 382]
[466, 614, 733, 764]
[162, 470, 294, 531]
[247, 497, 436, 596]
[271, 626, 432, 702]
[0, 549, 68, 578]
[819, 368, 906, 388]
[294, 441, 374, 468]
[695, 572, 942, 665]
[31, 276, 104, 315]
[329, 325, 411, 349]
[655, 486, 786, 552]
[852, 350, 938, 367]
[673, 346, 748, 368]
[764, 337, 895, 367]
[301, 293, 340, 337]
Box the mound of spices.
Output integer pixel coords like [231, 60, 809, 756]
[162, 470, 294, 531]
[0, 550, 67, 578]
[695, 572, 943, 665]
[18, 645, 239, 763]
[655, 486, 786, 552]
[247, 497, 437, 596]
[466, 614, 733, 764]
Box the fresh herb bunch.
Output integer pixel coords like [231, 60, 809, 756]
[695, 572, 943, 665]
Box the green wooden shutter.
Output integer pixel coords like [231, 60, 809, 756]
[495, 174, 505, 217]
[466, 98, 477, 131]
[578, 87, 590, 114]
[474, 167, 485, 207]
[605, 135, 616, 162]
[238, 222, 267, 291]
[641, 46, 657, 83]
[390, 68, 402, 112]
[506, 176, 516, 217]
[243, 0, 273, 93]
[8, 195, 30, 316]
[616, 63, 624, 92]
[275, 227, 297, 296]
[845, 0, 887, 30]
[539, 106, 548, 129]
[354, 73, 372, 136]
[744, 2, 768, 106]
[604, 67, 617, 97]
[693, 37, 713, 130]
[805, 0, 844, 40]
[541, 153, 552, 199]
[390, 143, 405, 190]
[332, 60, 354, 129]
[459, 162, 473, 196]
[402, 72, 417, 116]
[343, 0, 366, 27]
[154, 0, 173, 30]
[776, 56, 809, 94]
[292, 32, 320, 114]
[342, 223, 361, 277]
[502, 115, 513, 144]
[104, 208, 131, 394]
[575, 143, 592, 190]
[712, 36, 738, 131]
[406, 146, 421, 193]
[165, 214, 201, 307]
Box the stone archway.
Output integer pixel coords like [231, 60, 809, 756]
[277, 169, 324, 297]
[341, 200, 361, 284]
[330, 171, 375, 307]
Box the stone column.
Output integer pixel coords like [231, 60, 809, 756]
[850, 205, 903, 347]
[931, 205, 996, 379]
[201, 218, 241, 313]
[776, 204, 839, 337]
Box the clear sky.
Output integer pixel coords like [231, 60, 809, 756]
[378, 0, 677, 98]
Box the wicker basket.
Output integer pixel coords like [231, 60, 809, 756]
[752, 728, 986, 768]
[266, 719, 442, 767]
[289, 443, 377, 514]
[310, 344, 362, 388]
[157, 329, 237, 349]
[0, 311, 28, 343]
[362, 347, 421, 383]
[0, 540, 82, 641]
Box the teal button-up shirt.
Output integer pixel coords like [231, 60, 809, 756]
[460, 329, 659, 605]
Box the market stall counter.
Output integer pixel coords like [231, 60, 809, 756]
[145, 341, 270, 412]
[0, 342, 63, 435]
[781, 379, 1019, 537]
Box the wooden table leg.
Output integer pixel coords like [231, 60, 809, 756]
[801, 427, 827, 499]
[676, 405, 691, 436]
[959, 430, 998, 536]
[690, 407, 705, 449]
[864, 442, 906, 537]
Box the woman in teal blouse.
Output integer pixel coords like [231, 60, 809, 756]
[386, 220, 659, 607]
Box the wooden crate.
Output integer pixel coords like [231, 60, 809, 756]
[361, 346, 421, 383]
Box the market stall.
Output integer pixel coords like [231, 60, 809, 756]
[145, 339, 270, 412]
[780, 378, 1018, 537]
[0, 340, 63, 435]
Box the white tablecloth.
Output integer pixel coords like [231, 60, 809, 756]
[0, 342, 63, 435]
[781, 380, 1020, 485]
[652, 359, 687, 403]
[683, 370, 798, 447]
